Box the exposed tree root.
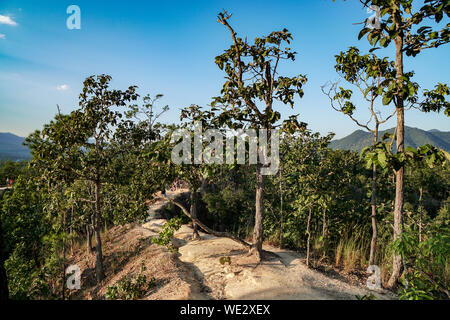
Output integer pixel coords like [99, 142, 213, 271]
[155, 193, 252, 249]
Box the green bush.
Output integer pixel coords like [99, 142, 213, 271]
[151, 217, 183, 247]
[105, 263, 156, 300]
[394, 224, 450, 300]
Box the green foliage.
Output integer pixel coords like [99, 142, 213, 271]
[361, 136, 449, 172]
[203, 182, 255, 237]
[151, 217, 183, 248]
[394, 224, 450, 300]
[0, 160, 27, 184]
[105, 263, 156, 300]
[421, 83, 450, 116]
[212, 11, 306, 133]
[0, 172, 65, 299]
[359, 0, 449, 57]
[4, 245, 52, 300]
[357, 0, 449, 117]
[0, 77, 174, 297]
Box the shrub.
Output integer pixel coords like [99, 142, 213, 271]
[151, 217, 183, 248]
[105, 263, 156, 300]
[394, 224, 450, 300]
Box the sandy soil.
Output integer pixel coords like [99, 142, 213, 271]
[69, 220, 205, 300]
[172, 223, 395, 300]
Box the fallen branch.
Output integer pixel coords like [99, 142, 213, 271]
[155, 193, 252, 249]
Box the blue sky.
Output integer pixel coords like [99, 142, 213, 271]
[0, 0, 448, 139]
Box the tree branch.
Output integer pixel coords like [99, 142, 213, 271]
[156, 192, 252, 248]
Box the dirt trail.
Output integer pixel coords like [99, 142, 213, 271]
[139, 219, 395, 300]
[141, 191, 395, 300]
[173, 225, 394, 300]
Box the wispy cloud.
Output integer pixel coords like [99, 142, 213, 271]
[0, 15, 18, 26]
[0, 34, 5, 40]
[56, 84, 69, 91]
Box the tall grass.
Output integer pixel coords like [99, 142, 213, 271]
[334, 237, 369, 273]
[335, 240, 344, 267]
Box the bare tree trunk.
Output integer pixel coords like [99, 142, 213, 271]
[62, 210, 66, 300]
[322, 207, 327, 239]
[369, 131, 378, 266]
[200, 178, 207, 195]
[190, 191, 200, 240]
[279, 166, 283, 247]
[86, 222, 93, 255]
[70, 197, 74, 254]
[306, 205, 312, 267]
[251, 167, 265, 261]
[94, 180, 104, 282]
[388, 32, 405, 288]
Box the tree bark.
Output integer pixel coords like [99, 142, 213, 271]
[388, 30, 405, 289]
[190, 191, 200, 240]
[251, 167, 265, 261]
[279, 166, 283, 247]
[70, 197, 74, 253]
[306, 205, 312, 267]
[86, 222, 93, 255]
[322, 207, 327, 239]
[94, 180, 104, 282]
[62, 210, 66, 300]
[0, 219, 9, 300]
[369, 131, 378, 266]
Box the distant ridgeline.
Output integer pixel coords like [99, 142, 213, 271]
[0, 132, 32, 161]
[329, 127, 450, 153]
[2, 128, 449, 160]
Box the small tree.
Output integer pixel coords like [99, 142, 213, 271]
[322, 47, 398, 265]
[282, 131, 336, 266]
[111, 93, 173, 225]
[177, 105, 210, 240]
[26, 75, 138, 282]
[213, 10, 307, 260]
[357, 0, 449, 288]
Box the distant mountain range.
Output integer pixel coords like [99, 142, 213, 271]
[329, 127, 450, 153]
[1, 128, 449, 161]
[0, 133, 31, 161]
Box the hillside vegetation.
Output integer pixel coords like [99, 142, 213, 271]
[329, 127, 450, 152]
[1, 3, 450, 302]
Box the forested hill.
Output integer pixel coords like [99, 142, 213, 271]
[329, 127, 450, 153]
[0, 133, 31, 161]
[2, 128, 449, 160]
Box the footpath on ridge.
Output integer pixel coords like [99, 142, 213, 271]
[142, 190, 395, 300]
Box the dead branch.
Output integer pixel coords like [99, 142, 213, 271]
[155, 192, 252, 249]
